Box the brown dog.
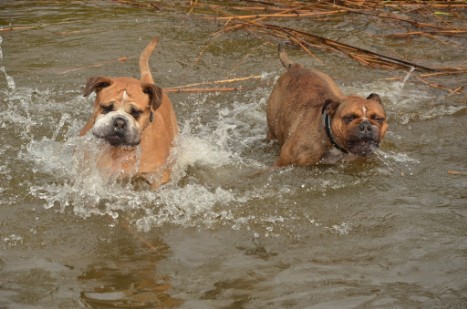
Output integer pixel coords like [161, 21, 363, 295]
[266, 45, 388, 166]
[79, 37, 178, 188]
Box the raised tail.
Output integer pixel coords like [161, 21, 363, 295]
[278, 43, 294, 69]
[139, 37, 159, 84]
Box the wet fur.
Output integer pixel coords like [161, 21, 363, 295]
[266, 44, 388, 166]
[80, 38, 178, 188]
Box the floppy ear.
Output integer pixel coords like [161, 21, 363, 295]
[322, 99, 340, 116]
[142, 83, 163, 110]
[367, 93, 382, 104]
[83, 77, 112, 97]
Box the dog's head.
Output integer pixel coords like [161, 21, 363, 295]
[83, 77, 163, 146]
[324, 93, 388, 156]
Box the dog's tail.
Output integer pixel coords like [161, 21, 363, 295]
[278, 43, 294, 69]
[139, 37, 159, 84]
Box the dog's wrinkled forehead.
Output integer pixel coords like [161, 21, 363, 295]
[338, 96, 386, 116]
[106, 90, 135, 107]
[84, 76, 163, 111]
[96, 80, 147, 106]
[121, 90, 130, 102]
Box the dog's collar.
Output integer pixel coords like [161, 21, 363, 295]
[323, 112, 348, 154]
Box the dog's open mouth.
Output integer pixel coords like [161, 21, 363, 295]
[347, 139, 379, 157]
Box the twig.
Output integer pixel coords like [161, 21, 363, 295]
[388, 30, 467, 37]
[0, 26, 36, 32]
[211, 10, 346, 20]
[187, 0, 199, 15]
[420, 70, 467, 78]
[331, 3, 460, 31]
[448, 170, 467, 176]
[416, 76, 464, 94]
[213, 6, 304, 36]
[111, 0, 162, 10]
[169, 74, 263, 89]
[194, 41, 214, 65]
[288, 35, 323, 63]
[261, 23, 440, 72]
[59, 57, 128, 74]
[165, 86, 247, 93]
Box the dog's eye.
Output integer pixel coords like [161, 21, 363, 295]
[131, 109, 141, 119]
[371, 114, 385, 123]
[342, 114, 357, 124]
[101, 104, 113, 114]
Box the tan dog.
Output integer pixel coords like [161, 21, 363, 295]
[266, 45, 388, 166]
[79, 37, 178, 188]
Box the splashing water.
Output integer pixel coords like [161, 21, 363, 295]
[0, 36, 16, 90]
[17, 90, 270, 228]
[2, 79, 423, 236]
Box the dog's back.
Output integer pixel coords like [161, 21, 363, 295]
[278, 44, 343, 98]
[267, 46, 340, 146]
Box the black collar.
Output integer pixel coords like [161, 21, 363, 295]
[323, 112, 348, 154]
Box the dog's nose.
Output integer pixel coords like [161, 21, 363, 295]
[359, 121, 373, 134]
[113, 117, 126, 131]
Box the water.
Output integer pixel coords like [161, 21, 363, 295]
[1, 1, 466, 308]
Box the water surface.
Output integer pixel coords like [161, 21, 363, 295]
[0, 1, 466, 308]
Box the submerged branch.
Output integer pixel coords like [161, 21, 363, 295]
[258, 23, 441, 72]
[207, 1, 466, 94]
[165, 86, 248, 93]
[388, 30, 467, 37]
[102, 0, 466, 94]
[416, 76, 464, 94]
[168, 75, 263, 89]
[210, 9, 346, 20]
[165, 74, 270, 93]
[59, 57, 129, 74]
[448, 170, 467, 176]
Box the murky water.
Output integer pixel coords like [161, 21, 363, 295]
[1, 1, 466, 308]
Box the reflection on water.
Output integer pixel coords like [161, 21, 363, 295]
[78, 231, 182, 308]
[1, 1, 466, 308]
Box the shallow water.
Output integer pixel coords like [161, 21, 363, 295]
[1, 1, 466, 308]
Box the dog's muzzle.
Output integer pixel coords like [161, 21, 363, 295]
[92, 111, 141, 146]
[346, 121, 380, 156]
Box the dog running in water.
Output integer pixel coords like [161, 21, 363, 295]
[266, 44, 388, 166]
[80, 38, 178, 188]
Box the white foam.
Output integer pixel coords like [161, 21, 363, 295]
[135, 185, 235, 231]
[171, 121, 235, 171]
[380, 151, 419, 164]
[419, 104, 465, 120]
[2, 83, 435, 236]
[0, 66, 16, 90]
[0, 36, 16, 90]
[326, 222, 351, 235]
[19, 92, 266, 227]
